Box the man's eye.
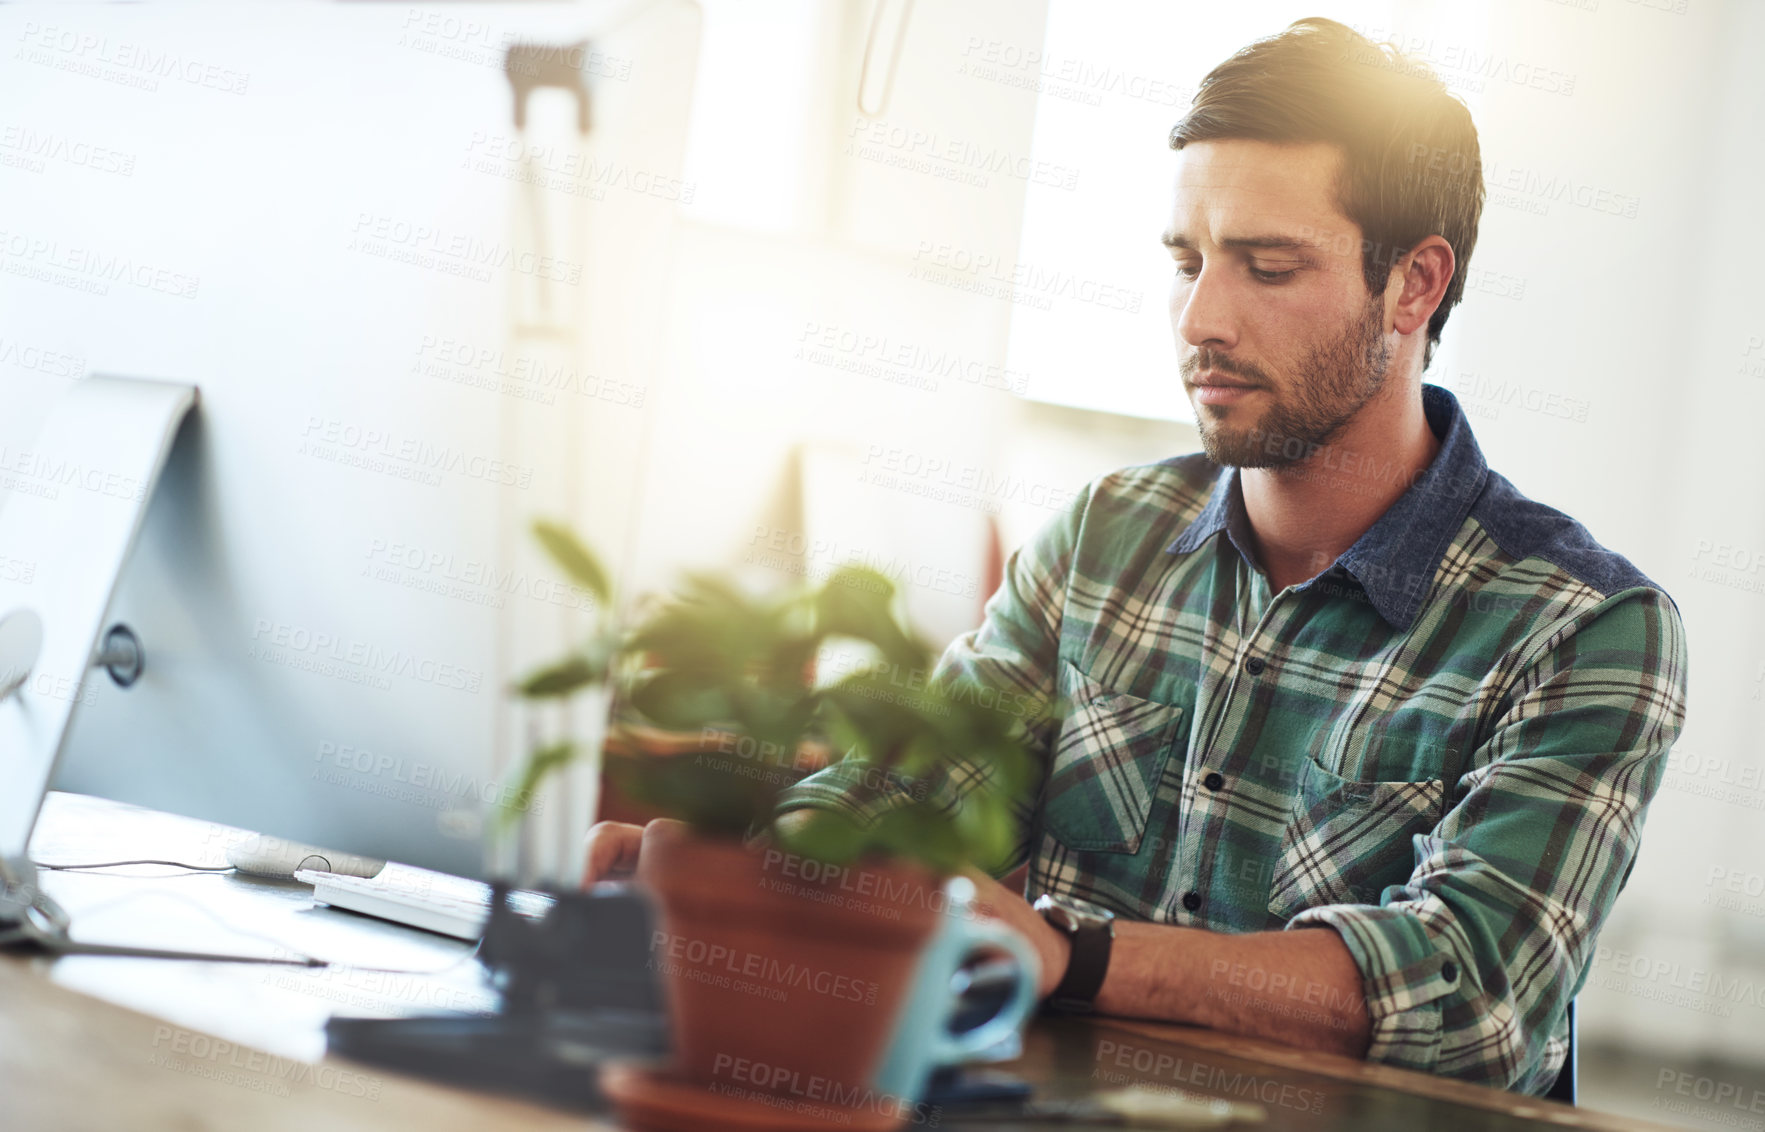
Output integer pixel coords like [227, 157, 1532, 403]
[1250, 266, 1297, 283]
[1174, 263, 1201, 281]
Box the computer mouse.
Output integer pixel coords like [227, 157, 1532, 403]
[226, 834, 386, 881]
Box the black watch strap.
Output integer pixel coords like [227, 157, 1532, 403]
[1047, 918, 1114, 1013]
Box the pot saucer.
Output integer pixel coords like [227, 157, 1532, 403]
[599, 1061, 907, 1132]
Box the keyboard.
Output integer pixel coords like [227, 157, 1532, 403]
[296, 868, 554, 941]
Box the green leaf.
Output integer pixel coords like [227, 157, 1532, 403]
[816, 569, 924, 667]
[628, 669, 737, 731]
[868, 806, 965, 874]
[824, 565, 896, 604]
[514, 655, 606, 698]
[532, 519, 612, 604]
[607, 751, 781, 837]
[628, 610, 732, 677]
[760, 633, 820, 694]
[951, 789, 1018, 875]
[495, 740, 574, 831]
[819, 679, 924, 760]
[773, 808, 867, 866]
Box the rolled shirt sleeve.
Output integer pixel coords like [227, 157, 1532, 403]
[1286, 585, 1690, 1091]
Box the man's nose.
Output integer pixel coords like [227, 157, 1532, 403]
[1173, 267, 1238, 352]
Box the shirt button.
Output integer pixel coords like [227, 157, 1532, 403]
[1090, 695, 1111, 707]
[1245, 657, 1267, 676]
[1182, 891, 1202, 912]
[1441, 961, 1459, 983]
[1203, 772, 1224, 791]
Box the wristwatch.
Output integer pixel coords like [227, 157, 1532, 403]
[1033, 893, 1116, 1013]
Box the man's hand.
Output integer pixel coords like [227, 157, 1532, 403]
[961, 867, 1071, 999]
[582, 812, 817, 886]
[581, 818, 691, 885]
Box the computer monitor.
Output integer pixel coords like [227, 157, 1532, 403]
[0, 0, 701, 885]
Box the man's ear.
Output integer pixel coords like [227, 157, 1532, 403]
[1388, 235, 1455, 338]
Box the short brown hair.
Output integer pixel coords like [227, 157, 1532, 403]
[1169, 17, 1484, 368]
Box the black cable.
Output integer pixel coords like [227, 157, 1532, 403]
[43, 938, 327, 966]
[34, 858, 234, 873]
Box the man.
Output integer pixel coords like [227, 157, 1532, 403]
[585, 18, 1688, 1095]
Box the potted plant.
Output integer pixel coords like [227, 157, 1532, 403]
[506, 525, 1042, 1123]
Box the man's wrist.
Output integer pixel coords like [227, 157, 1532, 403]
[1034, 894, 1116, 1011]
[1040, 928, 1074, 999]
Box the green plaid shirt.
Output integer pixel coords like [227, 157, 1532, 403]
[781, 383, 1689, 1094]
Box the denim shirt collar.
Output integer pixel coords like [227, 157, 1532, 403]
[1165, 383, 1490, 632]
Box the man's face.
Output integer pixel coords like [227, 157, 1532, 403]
[1165, 139, 1393, 468]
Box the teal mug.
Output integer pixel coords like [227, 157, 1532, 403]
[872, 875, 1041, 1103]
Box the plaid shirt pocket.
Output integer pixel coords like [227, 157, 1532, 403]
[1268, 756, 1443, 921]
[1041, 660, 1185, 854]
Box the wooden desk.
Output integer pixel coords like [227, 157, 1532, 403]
[5, 793, 1676, 1132]
[0, 957, 605, 1132]
[999, 1017, 1674, 1132]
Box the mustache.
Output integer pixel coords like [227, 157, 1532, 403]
[1181, 349, 1271, 386]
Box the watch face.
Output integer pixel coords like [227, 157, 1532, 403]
[1063, 896, 1116, 922]
[1036, 893, 1116, 930]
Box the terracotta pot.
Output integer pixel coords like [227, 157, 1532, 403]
[638, 828, 944, 1118]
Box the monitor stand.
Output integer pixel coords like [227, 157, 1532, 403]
[0, 376, 271, 959]
[0, 376, 198, 857]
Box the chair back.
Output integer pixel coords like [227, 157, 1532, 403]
[1543, 999, 1577, 1105]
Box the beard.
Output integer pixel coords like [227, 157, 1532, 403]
[1183, 296, 1393, 469]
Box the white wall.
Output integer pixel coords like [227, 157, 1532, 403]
[624, 0, 1057, 649]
